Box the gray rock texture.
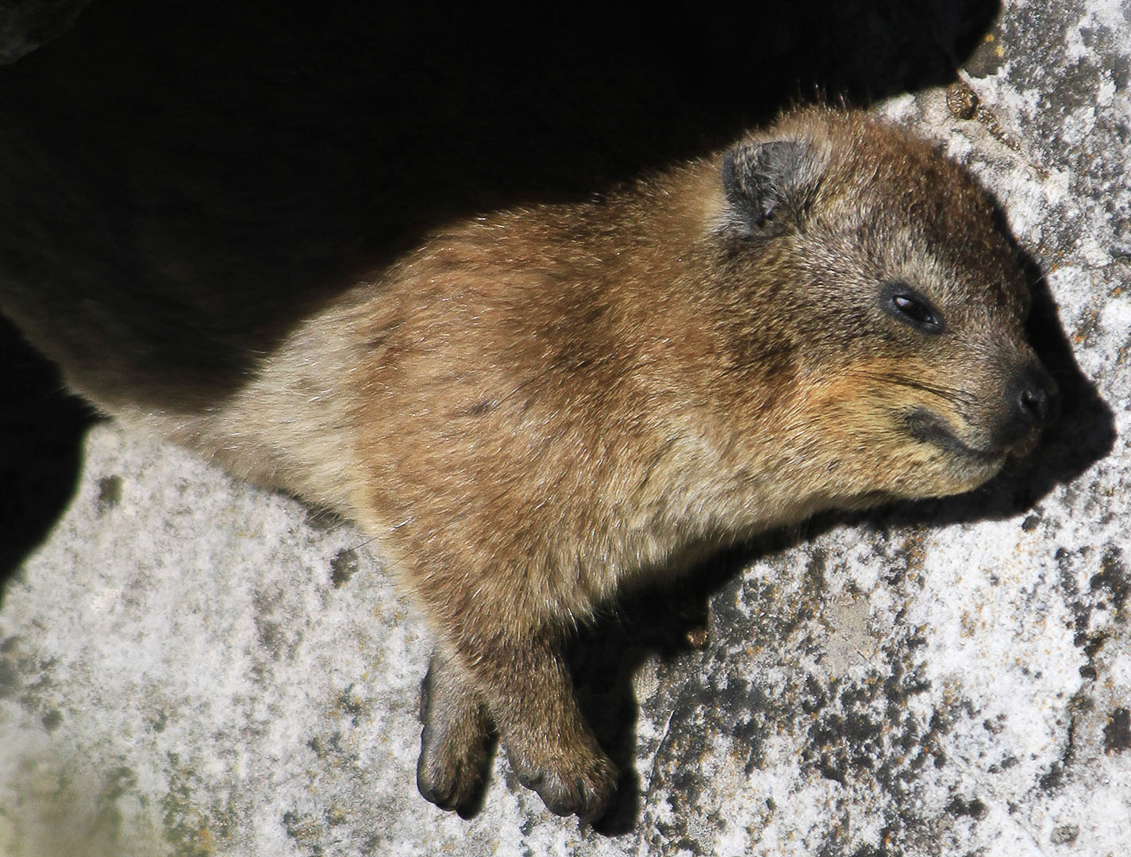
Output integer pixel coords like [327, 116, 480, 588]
[1, 1, 1129, 855]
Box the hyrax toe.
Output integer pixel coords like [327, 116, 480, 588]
[505, 740, 618, 821]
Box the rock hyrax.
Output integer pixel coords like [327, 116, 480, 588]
[0, 107, 1055, 819]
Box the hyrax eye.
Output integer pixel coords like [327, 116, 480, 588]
[880, 282, 946, 333]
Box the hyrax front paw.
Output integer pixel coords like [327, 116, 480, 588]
[417, 653, 491, 815]
[482, 637, 619, 820]
[504, 733, 617, 820]
[420, 634, 619, 819]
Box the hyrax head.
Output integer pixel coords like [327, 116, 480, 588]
[707, 108, 1056, 503]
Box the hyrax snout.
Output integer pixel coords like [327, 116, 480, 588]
[0, 107, 1055, 820]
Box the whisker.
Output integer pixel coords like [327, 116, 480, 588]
[854, 370, 978, 410]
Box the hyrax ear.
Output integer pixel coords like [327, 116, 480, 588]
[721, 140, 817, 238]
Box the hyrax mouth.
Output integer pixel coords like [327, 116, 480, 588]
[901, 363, 1057, 465]
[902, 408, 1007, 465]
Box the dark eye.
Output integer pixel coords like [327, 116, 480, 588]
[880, 282, 945, 333]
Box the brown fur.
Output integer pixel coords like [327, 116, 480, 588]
[0, 107, 1054, 818]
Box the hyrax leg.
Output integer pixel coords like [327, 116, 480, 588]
[417, 650, 492, 814]
[418, 629, 617, 820]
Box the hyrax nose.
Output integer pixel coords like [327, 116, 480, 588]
[1007, 363, 1058, 432]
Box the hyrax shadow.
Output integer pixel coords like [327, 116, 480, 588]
[2, 102, 1058, 818]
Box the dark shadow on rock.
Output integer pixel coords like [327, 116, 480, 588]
[456, 728, 500, 822]
[0, 0, 94, 65]
[0, 315, 97, 591]
[570, 570, 722, 836]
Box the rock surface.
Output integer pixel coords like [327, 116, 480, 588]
[1, 1, 1129, 855]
